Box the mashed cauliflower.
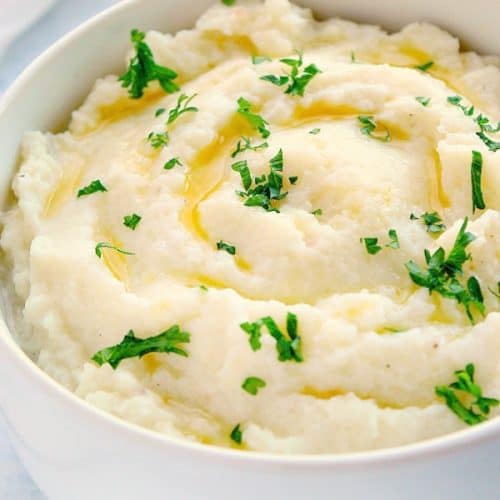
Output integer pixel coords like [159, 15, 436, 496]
[1, 0, 500, 454]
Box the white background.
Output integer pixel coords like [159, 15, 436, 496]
[0, 2, 118, 497]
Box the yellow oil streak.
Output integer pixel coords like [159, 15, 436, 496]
[98, 233, 130, 285]
[43, 168, 83, 218]
[430, 149, 451, 209]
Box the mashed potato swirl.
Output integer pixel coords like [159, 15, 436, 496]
[2, 0, 500, 454]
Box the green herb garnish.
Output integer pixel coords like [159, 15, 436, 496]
[350, 51, 356, 63]
[236, 97, 270, 139]
[147, 131, 169, 149]
[405, 218, 485, 323]
[155, 108, 165, 117]
[357, 116, 391, 142]
[77, 180, 107, 197]
[447, 95, 474, 116]
[119, 29, 179, 99]
[386, 229, 400, 249]
[242, 377, 266, 395]
[311, 209, 322, 216]
[231, 137, 268, 158]
[261, 51, 321, 97]
[217, 240, 236, 255]
[410, 211, 446, 234]
[199, 284, 209, 292]
[240, 320, 263, 351]
[436, 363, 499, 425]
[261, 313, 303, 362]
[288, 176, 298, 185]
[252, 55, 271, 65]
[476, 114, 500, 134]
[309, 128, 321, 135]
[91, 326, 190, 369]
[95, 242, 135, 259]
[123, 213, 142, 230]
[164, 157, 183, 170]
[232, 149, 288, 212]
[489, 283, 500, 299]
[167, 93, 198, 125]
[416, 96, 431, 107]
[476, 131, 500, 152]
[471, 151, 485, 212]
[362, 237, 382, 255]
[230, 424, 242, 444]
[415, 61, 434, 72]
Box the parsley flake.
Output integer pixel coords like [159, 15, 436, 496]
[91, 326, 190, 369]
[240, 320, 263, 351]
[164, 157, 183, 170]
[77, 180, 107, 198]
[155, 108, 165, 117]
[357, 116, 391, 142]
[261, 313, 303, 362]
[261, 51, 321, 97]
[405, 218, 485, 323]
[217, 240, 236, 255]
[242, 377, 266, 395]
[288, 176, 298, 185]
[309, 128, 321, 135]
[230, 424, 242, 444]
[252, 55, 271, 65]
[447, 95, 474, 116]
[119, 29, 179, 99]
[410, 211, 446, 234]
[231, 137, 268, 158]
[415, 61, 434, 72]
[386, 229, 400, 249]
[362, 237, 382, 255]
[95, 242, 135, 259]
[236, 97, 270, 139]
[147, 131, 169, 149]
[476, 131, 500, 152]
[167, 93, 198, 125]
[436, 363, 499, 425]
[232, 149, 288, 212]
[471, 151, 485, 212]
[416, 96, 431, 107]
[311, 208, 322, 216]
[123, 213, 141, 230]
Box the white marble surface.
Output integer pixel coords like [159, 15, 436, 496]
[0, 2, 119, 497]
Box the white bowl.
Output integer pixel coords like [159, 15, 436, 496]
[0, 1, 499, 499]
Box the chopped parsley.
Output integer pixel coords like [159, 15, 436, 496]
[288, 176, 298, 185]
[119, 29, 179, 99]
[242, 377, 266, 395]
[476, 131, 500, 152]
[386, 229, 400, 249]
[95, 242, 135, 259]
[405, 218, 485, 323]
[232, 149, 288, 212]
[164, 157, 182, 170]
[261, 51, 321, 97]
[91, 326, 190, 369]
[447, 95, 500, 152]
[123, 213, 141, 230]
[77, 179, 107, 197]
[240, 320, 263, 351]
[236, 97, 270, 139]
[350, 51, 356, 63]
[362, 237, 382, 255]
[217, 240, 236, 255]
[311, 208, 322, 216]
[415, 61, 434, 72]
[410, 211, 446, 235]
[489, 282, 500, 299]
[471, 151, 485, 213]
[199, 284, 209, 292]
[262, 313, 303, 362]
[147, 131, 169, 149]
[230, 424, 242, 444]
[447, 95, 474, 116]
[155, 108, 165, 117]
[416, 96, 431, 107]
[252, 55, 271, 65]
[240, 312, 303, 362]
[436, 363, 499, 425]
[357, 116, 391, 142]
[167, 93, 198, 125]
[309, 128, 321, 135]
[231, 137, 268, 158]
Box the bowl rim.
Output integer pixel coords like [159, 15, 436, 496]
[1, 0, 500, 466]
